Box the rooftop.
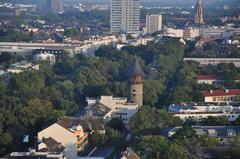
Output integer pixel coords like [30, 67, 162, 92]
[197, 75, 240, 80]
[128, 57, 144, 76]
[39, 137, 65, 153]
[202, 89, 240, 97]
[57, 116, 105, 132]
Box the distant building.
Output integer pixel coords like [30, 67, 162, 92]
[202, 89, 240, 103]
[7, 61, 39, 74]
[194, 0, 204, 25]
[86, 96, 138, 126]
[128, 57, 144, 106]
[183, 58, 240, 67]
[169, 102, 240, 122]
[33, 49, 64, 62]
[146, 14, 162, 34]
[47, 0, 64, 13]
[0, 7, 20, 16]
[196, 75, 240, 86]
[163, 126, 240, 145]
[4, 149, 65, 159]
[111, 0, 140, 34]
[165, 28, 184, 38]
[183, 27, 199, 40]
[33, 53, 56, 64]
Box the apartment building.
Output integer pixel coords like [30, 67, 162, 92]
[146, 14, 162, 34]
[184, 58, 240, 67]
[86, 96, 138, 126]
[111, 0, 140, 34]
[202, 89, 240, 103]
[169, 103, 240, 122]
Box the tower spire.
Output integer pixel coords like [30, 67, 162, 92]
[195, 0, 204, 25]
[128, 57, 144, 106]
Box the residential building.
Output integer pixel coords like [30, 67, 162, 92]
[86, 96, 138, 126]
[169, 102, 240, 122]
[202, 89, 240, 103]
[128, 57, 144, 106]
[33, 49, 64, 62]
[7, 61, 39, 74]
[0, 7, 20, 16]
[146, 14, 162, 34]
[165, 28, 184, 38]
[183, 58, 240, 67]
[47, 0, 64, 13]
[4, 148, 65, 159]
[194, 0, 204, 25]
[111, 0, 140, 34]
[38, 118, 89, 159]
[163, 126, 240, 145]
[196, 75, 240, 85]
[33, 53, 56, 64]
[183, 27, 199, 40]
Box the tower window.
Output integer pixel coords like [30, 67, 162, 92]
[133, 89, 136, 92]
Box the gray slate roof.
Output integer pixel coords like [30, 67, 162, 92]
[128, 57, 144, 76]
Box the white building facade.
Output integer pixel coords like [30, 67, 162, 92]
[111, 0, 140, 34]
[146, 14, 162, 34]
[169, 103, 240, 122]
[87, 96, 138, 126]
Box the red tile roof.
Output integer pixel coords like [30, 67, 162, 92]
[197, 75, 240, 81]
[202, 89, 240, 97]
[197, 75, 224, 80]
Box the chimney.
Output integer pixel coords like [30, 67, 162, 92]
[210, 90, 213, 94]
[225, 89, 229, 93]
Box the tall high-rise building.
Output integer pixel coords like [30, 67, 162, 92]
[111, 0, 140, 34]
[128, 57, 144, 106]
[194, 0, 204, 25]
[47, 0, 64, 13]
[146, 14, 162, 34]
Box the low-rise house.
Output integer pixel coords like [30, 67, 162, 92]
[33, 53, 56, 64]
[163, 126, 240, 145]
[196, 75, 240, 85]
[86, 96, 139, 127]
[4, 148, 65, 159]
[33, 49, 64, 62]
[7, 61, 39, 74]
[202, 89, 240, 103]
[183, 27, 199, 40]
[169, 103, 240, 122]
[183, 58, 240, 67]
[38, 118, 89, 159]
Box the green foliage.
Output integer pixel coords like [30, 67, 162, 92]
[0, 29, 32, 42]
[143, 79, 165, 106]
[137, 135, 188, 159]
[129, 106, 182, 136]
[201, 116, 231, 126]
[107, 118, 126, 133]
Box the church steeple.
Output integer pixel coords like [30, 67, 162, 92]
[128, 57, 144, 106]
[195, 0, 204, 25]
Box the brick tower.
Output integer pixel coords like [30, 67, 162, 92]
[128, 57, 144, 106]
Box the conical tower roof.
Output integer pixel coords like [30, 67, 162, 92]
[128, 57, 144, 76]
